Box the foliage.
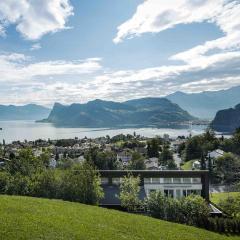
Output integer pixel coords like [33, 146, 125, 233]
[32, 170, 60, 199]
[0, 171, 11, 194]
[147, 138, 161, 158]
[128, 152, 146, 170]
[119, 174, 141, 211]
[146, 192, 210, 227]
[60, 162, 104, 205]
[6, 148, 45, 176]
[215, 153, 240, 184]
[218, 195, 240, 218]
[86, 148, 119, 170]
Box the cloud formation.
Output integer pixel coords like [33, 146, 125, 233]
[1, 1, 240, 105]
[0, 0, 73, 40]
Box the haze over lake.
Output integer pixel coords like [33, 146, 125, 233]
[0, 121, 208, 143]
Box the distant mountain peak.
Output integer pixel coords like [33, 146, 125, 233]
[44, 97, 194, 128]
[166, 85, 240, 119]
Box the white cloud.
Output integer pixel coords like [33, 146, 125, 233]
[0, 53, 102, 83]
[114, 0, 224, 43]
[30, 43, 42, 51]
[0, 0, 73, 40]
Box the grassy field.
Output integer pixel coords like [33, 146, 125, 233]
[0, 196, 240, 240]
[211, 192, 240, 205]
[181, 160, 196, 170]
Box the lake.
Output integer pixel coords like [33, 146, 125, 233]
[0, 120, 210, 143]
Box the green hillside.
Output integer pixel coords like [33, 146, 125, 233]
[211, 192, 240, 205]
[0, 196, 239, 240]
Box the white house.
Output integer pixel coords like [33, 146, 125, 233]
[207, 149, 225, 166]
[145, 157, 159, 170]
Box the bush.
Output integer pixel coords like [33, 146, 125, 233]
[0, 172, 11, 194]
[146, 192, 209, 227]
[119, 174, 141, 212]
[180, 195, 210, 227]
[7, 174, 32, 196]
[60, 162, 104, 205]
[32, 170, 60, 199]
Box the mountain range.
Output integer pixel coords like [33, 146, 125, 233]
[42, 98, 195, 127]
[0, 104, 50, 120]
[211, 104, 240, 133]
[166, 85, 240, 119]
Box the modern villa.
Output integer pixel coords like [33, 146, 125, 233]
[99, 170, 209, 206]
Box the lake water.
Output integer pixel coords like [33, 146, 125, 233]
[0, 120, 209, 143]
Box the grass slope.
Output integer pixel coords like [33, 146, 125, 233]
[0, 195, 239, 240]
[211, 192, 240, 205]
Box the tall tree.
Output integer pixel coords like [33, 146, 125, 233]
[119, 174, 141, 211]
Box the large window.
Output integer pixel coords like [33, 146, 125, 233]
[183, 189, 201, 197]
[164, 189, 174, 198]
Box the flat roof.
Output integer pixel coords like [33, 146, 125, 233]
[99, 170, 209, 178]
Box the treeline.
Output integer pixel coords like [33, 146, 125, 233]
[0, 149, 103, 204]
[178, 128, 240, 184]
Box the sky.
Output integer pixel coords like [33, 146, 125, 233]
[0, 0, 240, 106]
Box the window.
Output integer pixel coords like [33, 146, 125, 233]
[112, 178, 120, 185]
[175, 189, 181, 199]
[144, 178, 151, 184]
[182, 189, 201, 197]
[173, 178, 181, 183]
[192, 178, 201, 183]
[163, 178, 172, 184]
[101, 178, 108, 185]
[183, 190, 187, 197]
[164, 189, 174, 198]
[152, 178, 160, 184]
[183, 178, 191, 183]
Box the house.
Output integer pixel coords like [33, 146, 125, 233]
[117, 151, 132, 166]
[99, 170, 210, 207]
[207, 149, 225, 167]
[145, 157, 159, 170]
[192, 160, 201, 170]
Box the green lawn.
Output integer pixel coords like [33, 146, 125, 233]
[0, 195, 239, 240]
[181, 160, 196, 170]
[211, 192, 240, 205]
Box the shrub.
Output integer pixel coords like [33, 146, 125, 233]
[119, 174, 141, 212]
[60, 162, 104, 205]
[0, 171, 11, 194]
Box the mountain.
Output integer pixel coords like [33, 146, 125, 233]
[43, 98, 195, 127]
[211, 104, 240, 133]
[166, 85, 240, 119]
[0, 104, 51, 120]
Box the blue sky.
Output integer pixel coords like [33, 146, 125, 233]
[0, 0, 240, 106]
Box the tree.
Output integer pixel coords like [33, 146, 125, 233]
[147, 138, 160, 158]
[60, 162, 104, 205]
[119, 174, 141, 211]
[128, 152, 145, 170]
[0, 171, 11, 194]
[32, 170, 60, 199]
[159, 144, 173, 166]
[146, 191, 180, 221]
[215, 153, 240, 184]
[180, 195, 210, 227]
[6, 148, 45, 177]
